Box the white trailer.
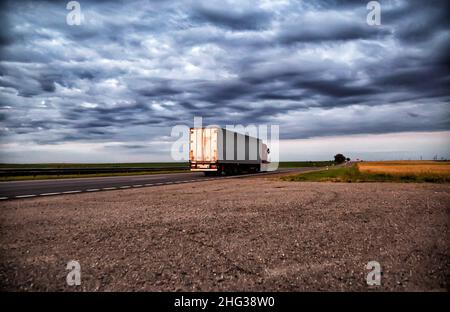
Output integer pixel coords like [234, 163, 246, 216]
[189, 127, 269, 175]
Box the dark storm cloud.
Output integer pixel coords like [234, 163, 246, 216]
[189, 1, 271, 30]
[277, 13, 391, 43]
[0, 0, 449, 151]
[384, 0, 450, 43]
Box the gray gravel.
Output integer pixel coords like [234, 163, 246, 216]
[0, 177, 449, 291]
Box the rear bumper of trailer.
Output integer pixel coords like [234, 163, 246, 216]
[190, 168, 218, 172]
[190, 162, 218, 171]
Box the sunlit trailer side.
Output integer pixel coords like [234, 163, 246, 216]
[189, 127, 269, 175]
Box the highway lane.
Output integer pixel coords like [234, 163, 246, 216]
[0, 168, 316, 200]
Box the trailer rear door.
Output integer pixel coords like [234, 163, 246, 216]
[190, 128, 218, 163]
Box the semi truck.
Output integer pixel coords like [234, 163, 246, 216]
[189, 127, 269, 175]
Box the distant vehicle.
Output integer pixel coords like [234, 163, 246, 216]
[189, 127, 269, 175]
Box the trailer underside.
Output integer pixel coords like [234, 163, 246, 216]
[190, 162, 264, 175]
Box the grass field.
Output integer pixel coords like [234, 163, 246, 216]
[278, 161, 335, 168]
[0, 163, 190, 181]
[357, 161, 450, 176]
[0, 170, 189, 182]
[0, 161, 334, 181]
[0, 161, 333, 169]
[283, 161, 450, 183]
[0, 162, 188, 169]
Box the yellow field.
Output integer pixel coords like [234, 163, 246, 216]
[357, 161, 450, 176]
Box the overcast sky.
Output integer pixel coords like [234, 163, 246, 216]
[0, 0, 449, 162]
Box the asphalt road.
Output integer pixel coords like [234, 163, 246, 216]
[0, 168, 313, 200]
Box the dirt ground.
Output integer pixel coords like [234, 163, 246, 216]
[0, 176, 449, 291]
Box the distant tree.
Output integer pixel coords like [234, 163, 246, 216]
[346, 157, 351, 162]
[334, 154, 346, 164]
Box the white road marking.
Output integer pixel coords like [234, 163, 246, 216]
[40, 192, 61, 196]
[62, 190, 81, 194]
[15, 194, 37, 198]
[0, 197, 9, 200]
[133, 185, 143, 187]
[119, 185, 131, 189]
[155, 182, 164, 185]
[86, 189, 100, 192]
[102, 187, 117, 190]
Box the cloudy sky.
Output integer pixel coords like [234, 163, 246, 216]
[0, 0, 449, 162]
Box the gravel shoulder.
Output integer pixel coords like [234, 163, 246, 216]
[0, 177, 449, 291]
